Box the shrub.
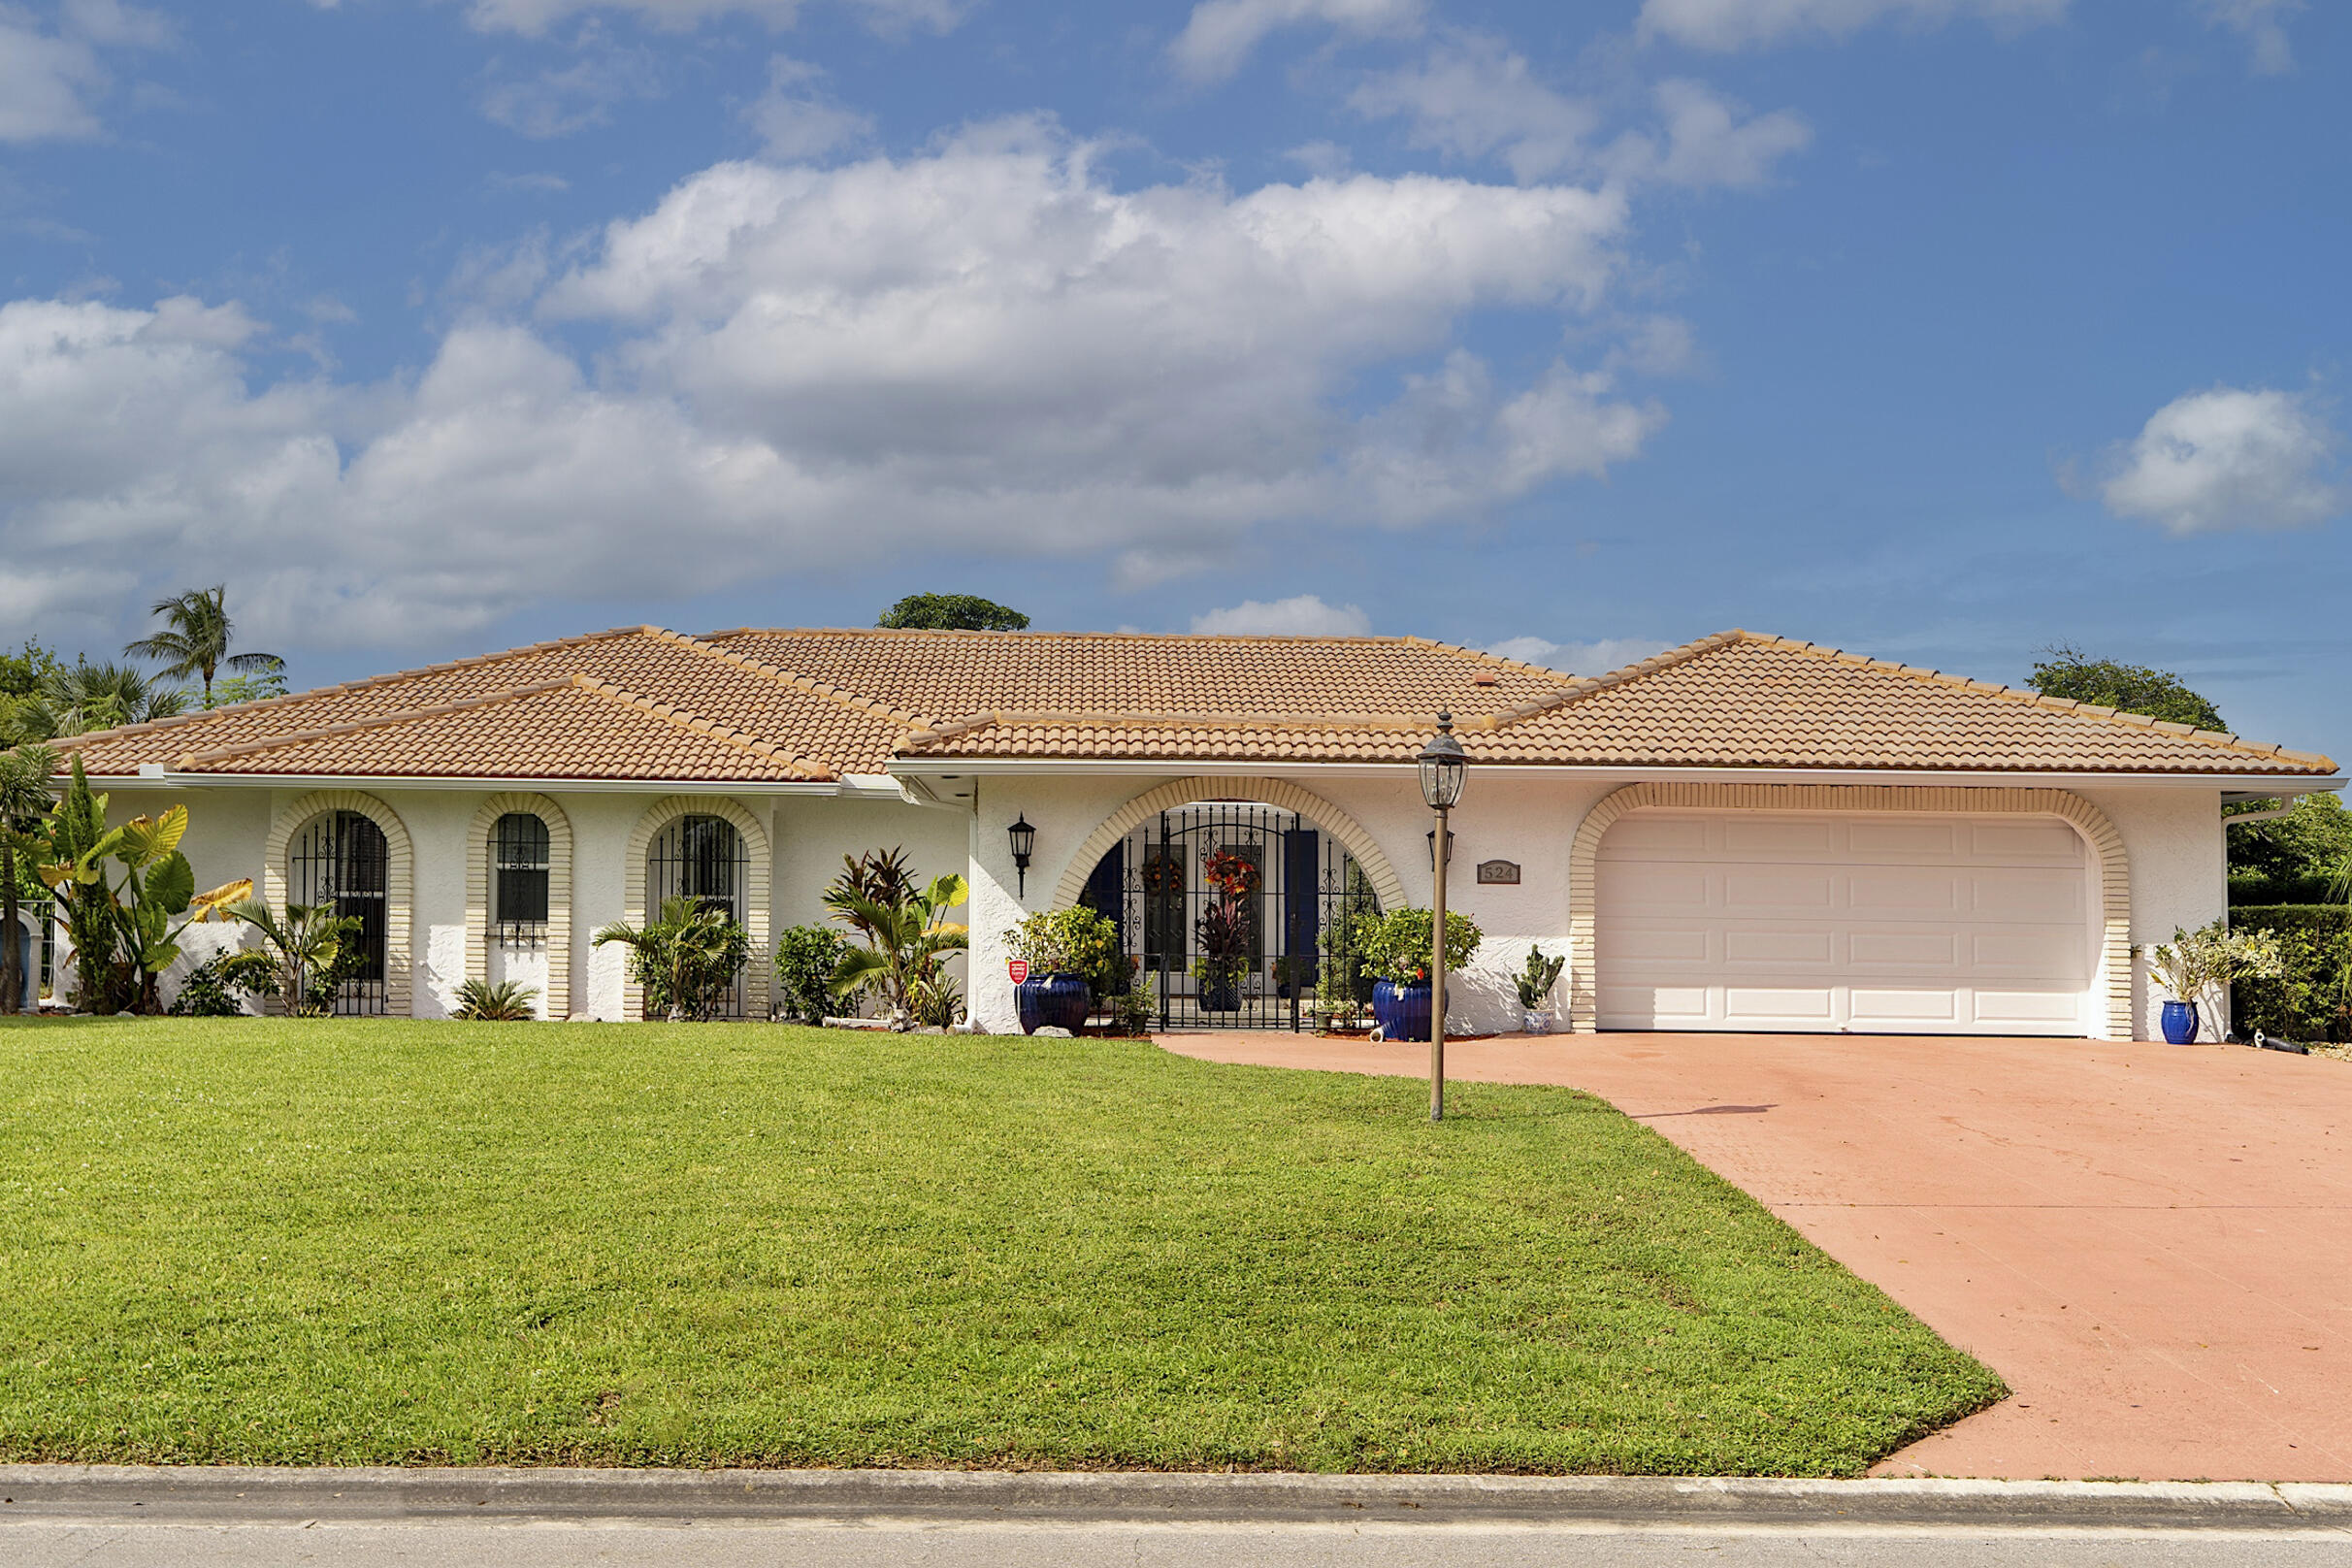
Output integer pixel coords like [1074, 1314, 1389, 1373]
[909, 968, 964, 1029]
[1105, 975, 1157, 1036]
[1002, 906, 1125, 997]
[166, 952, 248, 1017]
[593, 898, 752, 1022]
[1355, 906, 1482, 986]
[773, 924, 853, 1022]
[453, 978, 539, 1021]
[2231, 905, 2352, 1043]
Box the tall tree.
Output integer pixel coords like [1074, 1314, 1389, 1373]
[124, 585, 280, 706]
[2026, 643, 2226, 733]
[877, 593, 1030, 632]
[0, 744, 58, 1015]
[24, 662, 187, 739]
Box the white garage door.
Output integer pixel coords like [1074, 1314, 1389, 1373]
[1595, 810, 2095, 1035]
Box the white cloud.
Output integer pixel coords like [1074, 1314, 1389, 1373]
[1351, 38, 1807, 190]
[745, 55, 870, 160]
[2198, 0, 2303, 76]
[1170, 0, 1422, 83]
[1191, 595, 1373, 636]
[1606, 79, 1811, 190]
[0, 17, 105, 143]
[479, 42, 664, 138]
[1482, 636, 1673, 674]
[374, 0, 964, 35]
[2100, 386, 2344, 536]
[1349, 33, 1596, 183]
[1636, 0, 2066, 50]
[0, 125, 1668, 648]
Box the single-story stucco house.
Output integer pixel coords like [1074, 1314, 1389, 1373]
[44, 624, 2342, 1038]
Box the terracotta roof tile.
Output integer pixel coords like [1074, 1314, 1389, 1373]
[49, 624, 2334, 782]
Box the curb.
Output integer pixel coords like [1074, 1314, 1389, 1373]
[3, 1468, 2350, 1530]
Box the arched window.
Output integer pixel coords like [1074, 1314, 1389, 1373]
[288, 809, 389, 1016]
[646, 813, 749, 1017]
[491, 812, 551, 949]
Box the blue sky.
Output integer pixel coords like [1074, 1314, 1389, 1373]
[1, 0, 2344, 758]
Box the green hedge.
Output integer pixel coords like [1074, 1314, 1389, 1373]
[2230, 904, 2352, 1043]
[2230, 872, 2341, 906]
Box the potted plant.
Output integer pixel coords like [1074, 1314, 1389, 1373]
[1191, 847, 1259, 1013]
[1516, 945, 1564, 1034]
[1003, 906, 1120, 1033]
[1356, 907, 1482, 1043]
[2143, 921, 2283, 1044]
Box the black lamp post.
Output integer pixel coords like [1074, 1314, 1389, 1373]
[1418, 711, 1468, 1122]
[1007, 815, 1036, 898]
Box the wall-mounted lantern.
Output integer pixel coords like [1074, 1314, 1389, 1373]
[1008, 814, 1036, 898]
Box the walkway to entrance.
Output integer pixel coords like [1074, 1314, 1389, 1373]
[1156, 1029, 2352, 1483]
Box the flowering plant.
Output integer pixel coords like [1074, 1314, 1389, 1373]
[1201, 847, 1260, 896]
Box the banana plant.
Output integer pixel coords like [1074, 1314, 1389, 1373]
[110, 806, 250, 1013]
[38, 762, 248, 1013]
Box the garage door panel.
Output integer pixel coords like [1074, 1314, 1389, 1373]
[1847, 930, 1962, 968]
[1723, 819, 1838, 856]
[1724, 871, 1833, 910]
[1846, 870, 1961, 911]
[1971, 927, 2090, 977]
[1970, 869, 2084, 919]
[1603, 815, 1713, 854]
[1723, 928, 1835, 965]
[1601, 925, 1714, 964]
[1848, 989, 1961, 1024]
[1973, 990, 2085, 1025]
[1596, 809, 2092, 1037]
[1846, 821, 1962, 858]
[1971, 823, 2085, 861]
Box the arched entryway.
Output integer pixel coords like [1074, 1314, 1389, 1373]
[1057, 779, 1404, 1031]
[621, 795, 772, 1021]
[263, 789, 414, 1017]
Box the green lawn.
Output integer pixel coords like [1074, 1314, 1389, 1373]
[0, 1017, 2000, 1474]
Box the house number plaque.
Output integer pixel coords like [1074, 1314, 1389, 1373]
[1476, 860, 1520, 885]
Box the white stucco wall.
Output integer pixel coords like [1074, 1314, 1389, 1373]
[98, 768, 2238, 1041]
[2075, 785, 2229, 1039]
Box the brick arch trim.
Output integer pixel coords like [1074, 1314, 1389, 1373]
[1050, 777, 1408, 913]
[465, 793, 574, 1019]
[621, 795, 771, 1021]
[263, 789, 415, 1017]
[1566, 783, 2131, 1039]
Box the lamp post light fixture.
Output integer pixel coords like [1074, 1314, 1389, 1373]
[1007, 814, 1036, 898]
[1417, 711, 1469, 1122]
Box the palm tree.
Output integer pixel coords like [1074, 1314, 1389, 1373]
[24, 663, 187, 739]
[594, 897, 752, 1022]
[124, 586, 279, 708]
[830, 873, 970, 1024]
[0, 744, 58, 1016]
[224, 899, 359, 1018]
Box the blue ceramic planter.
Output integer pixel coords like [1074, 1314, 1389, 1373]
[1372, 979, 1432, 1042]
[2160, 999, 2199, 1045]
[1018, 972, 1091, 1034]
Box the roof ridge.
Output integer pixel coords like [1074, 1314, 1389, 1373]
[711, 625, 1550, 650]
[1482, 629, 1748, 731]
[172, 678, 580, 768]
[647, 627, 937, 733]
[1742, 633, 2340, 770]
[55, 625, 657, 754]
[900, 709, 1435, 751]
[566, 674, 837, 780]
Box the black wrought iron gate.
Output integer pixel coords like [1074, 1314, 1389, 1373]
[1078, 802, 1380, 1030]
[287, 809, 389, 1016]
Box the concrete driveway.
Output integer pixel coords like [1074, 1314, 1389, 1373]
[1159, 1030, 2352, 1483]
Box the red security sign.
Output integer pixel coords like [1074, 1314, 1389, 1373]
[1008, 959, 1030, 984]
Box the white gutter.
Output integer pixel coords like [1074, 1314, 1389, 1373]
[886, 757, 2347, 794]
